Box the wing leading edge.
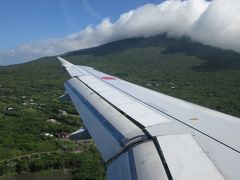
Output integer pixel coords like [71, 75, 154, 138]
[58, 57, 240, 180]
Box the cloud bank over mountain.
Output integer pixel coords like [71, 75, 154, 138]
[1, 0, 240, 65]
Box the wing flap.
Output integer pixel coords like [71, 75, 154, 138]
[157, 134, 225, 180]
[107, 140, 169, 180]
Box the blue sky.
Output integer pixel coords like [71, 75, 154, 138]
[0, 0, 163, 51]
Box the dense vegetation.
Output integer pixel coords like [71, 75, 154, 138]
[0, 35, 239, 179]
[0, 58, 105, 179]
[0, 144, 105, 179]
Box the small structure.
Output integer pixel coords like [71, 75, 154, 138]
[7, 107, 14, 111]
[145, 83, 152, 87]
[60, 132, 69, 138]
[47, 118, 60, 124]
[59, 110, 67, 115]
[44, 133, 54, 137]
[145, 82, 160, 88]
[22, 103, 28, 106]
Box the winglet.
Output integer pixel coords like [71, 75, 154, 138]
[57, 56, 89, 77]
[57, 56, 73, 68]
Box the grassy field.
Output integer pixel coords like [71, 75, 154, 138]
[0, 35, 239, 179]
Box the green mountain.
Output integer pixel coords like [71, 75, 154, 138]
[64, 35, 240, 70]
[0, 35, 239, 179]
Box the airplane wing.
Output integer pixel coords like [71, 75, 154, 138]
[58, 57, 240, 180]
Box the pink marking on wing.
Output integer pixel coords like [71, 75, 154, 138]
[101, 76, 117, 80]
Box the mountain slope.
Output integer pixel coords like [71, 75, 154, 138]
[64, 35, 240, 71]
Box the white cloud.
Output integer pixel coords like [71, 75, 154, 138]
[189, 0, 240, 52]
[1, 0, 240, 65]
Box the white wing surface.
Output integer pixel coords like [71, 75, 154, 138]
[58, 57, 240, 180]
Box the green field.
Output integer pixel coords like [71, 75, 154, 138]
[0, 35, 239, 179]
